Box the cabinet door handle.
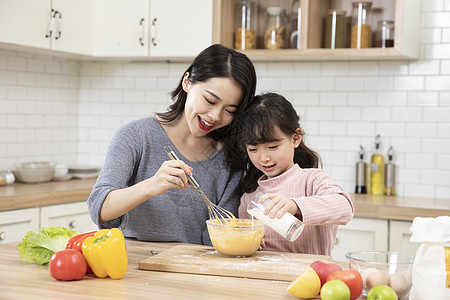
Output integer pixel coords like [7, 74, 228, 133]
[54, 10, 62, 40]
[69, 220, 77, 229]
[45, 9, 57, 38]
[139, 18, 145, 46]
[151, 18, 157, 46]
[335, 237, 339, 245]
[0, 231, 6, 241]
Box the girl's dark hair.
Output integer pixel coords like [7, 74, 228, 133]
[157, 44, 257, 171]
[236, 92, 321, 193]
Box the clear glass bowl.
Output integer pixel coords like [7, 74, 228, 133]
[345, 250, 414, 298]
[206, 219, 265, 257]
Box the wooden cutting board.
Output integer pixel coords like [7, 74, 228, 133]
[139, 244, 342, 281]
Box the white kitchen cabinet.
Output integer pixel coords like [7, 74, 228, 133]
[389, 220, 419, 257]
[50, 0, 95, 55]
[0, 0, 50, 49]
[0, 207, 39, 244]
[148, 0, 213, 57]
[0, 0, 95, 55]
[94, 0, 149, 57]
[40, 201, 98, 233]
[332, 217, 389, 262]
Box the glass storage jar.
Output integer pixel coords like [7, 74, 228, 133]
[264, 7, 287, 50]
[324, 9, 347, 49]
[289, 0, 301, 49]
[351, 1, 372, 48]
[376, 20, 395, 48]
[234, 0, 257, 50]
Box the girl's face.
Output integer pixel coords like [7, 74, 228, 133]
[246, 127, 302, 179]
[182, 74, 243, 137]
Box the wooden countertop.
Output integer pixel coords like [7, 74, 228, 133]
[0, 178, 97, 211]
[349, 193, 450, 221]
[0, 179, 449, 221]
[0, 239, 313, 299]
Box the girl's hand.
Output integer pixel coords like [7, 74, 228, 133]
[258, 235, 266, 251]
[149, 160, 193, 194]
[259, 193, 300, 219]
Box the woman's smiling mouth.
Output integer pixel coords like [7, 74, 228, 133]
[198, 116, 214, 131]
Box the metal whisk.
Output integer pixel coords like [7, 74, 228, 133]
[164, 146, 237, 224]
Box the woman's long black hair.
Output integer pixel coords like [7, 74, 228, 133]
[157, 44, 257, 172]
[236, 93, 321, 194]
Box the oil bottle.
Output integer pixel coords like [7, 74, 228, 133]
[355, 146, 367, 194]
[370, 135, 385, 195]
[384, 146, 396, 196]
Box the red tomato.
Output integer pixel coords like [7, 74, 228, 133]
[327, 269, 363, 300]
[48, 249, 87, 281]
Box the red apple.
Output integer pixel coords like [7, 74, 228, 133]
[310, 260, 343, 287]
[327, 269, 363, 300]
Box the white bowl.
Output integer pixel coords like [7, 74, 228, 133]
[13, 162, 56, 183]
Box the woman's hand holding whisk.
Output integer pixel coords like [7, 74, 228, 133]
[149, 160, 193, 194]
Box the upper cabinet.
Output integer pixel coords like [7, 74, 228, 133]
[0, 0, 95, 55]
[0, 0, 420, 61]
[94, 0, 150, 57]
[0, 0, 213, 59]
[214, 0, 421, 61]
[148, 0, 213, 57]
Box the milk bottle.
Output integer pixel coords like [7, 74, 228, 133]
[247, 192, 304, 242]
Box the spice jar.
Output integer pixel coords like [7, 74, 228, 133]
[264, 7, 287, 50]
[351, 1, 372, 48]
[376, 20, 395, 48]
[289, 0, 301, 49]
[325, 9, 346, 49]
[234, 0, 257, 50]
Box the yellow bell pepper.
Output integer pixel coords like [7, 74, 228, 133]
[82, 228, 128, 279]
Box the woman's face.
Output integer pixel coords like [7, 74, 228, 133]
[246, 127, 302, 179]
[182, 74, 243, 137]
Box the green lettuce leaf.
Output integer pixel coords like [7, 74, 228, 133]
[17, 226, 78, 265]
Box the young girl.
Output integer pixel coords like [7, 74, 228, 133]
[237, 93, 354, 255]
[87, 44, 257, 245]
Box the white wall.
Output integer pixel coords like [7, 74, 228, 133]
[0, 1, 449, 199]
[0, 50, 80, 167]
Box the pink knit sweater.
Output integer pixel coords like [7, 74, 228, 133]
[239, 164, 354, 256]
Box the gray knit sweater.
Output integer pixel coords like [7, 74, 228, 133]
[87, 116, 242, 245]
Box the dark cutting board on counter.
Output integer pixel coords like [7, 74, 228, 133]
[139, 244, 341, 281]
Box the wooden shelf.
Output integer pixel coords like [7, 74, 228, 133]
[214, 0, 421, 61]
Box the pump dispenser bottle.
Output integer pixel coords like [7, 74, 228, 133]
[370, 135, 385, 195]
[355, 146, 367, 194]
[384, 146, 396, 196]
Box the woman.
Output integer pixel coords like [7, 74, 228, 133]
[87, 44, 257, 245]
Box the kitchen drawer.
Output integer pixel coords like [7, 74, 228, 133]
[40, 201, 97, 233]
[389, 220, 420, 257]
[0, 207, 39, 244]
[332, 217, 389, 261]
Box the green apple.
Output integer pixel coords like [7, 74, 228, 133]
[320, 280, 351, 300]
[367, 285, 398, 300]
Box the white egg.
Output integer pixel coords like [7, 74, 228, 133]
[388, 273, 409, 294]
[366, 270, 389, 289]
[361, 267, 379, 286]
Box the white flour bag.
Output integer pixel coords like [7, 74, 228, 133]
[409, 216, 450, 300]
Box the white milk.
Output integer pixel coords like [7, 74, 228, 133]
[247, 198, 304, 242]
